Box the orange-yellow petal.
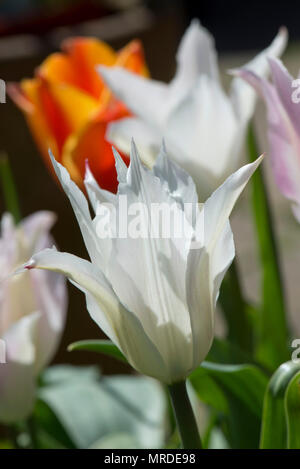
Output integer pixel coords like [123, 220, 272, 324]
[61, 104, 129, 192]
[8, 80, 59, 173]
[42, 81, 99, 135]
[61, 37, 117, 99]
[9, 36, 149, 191]
[37, 52, 80, 89]
[36, 79, 73, 153]
[116, 39, 149, 77]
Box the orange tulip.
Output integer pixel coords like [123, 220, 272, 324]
[8, 38, 149, 192]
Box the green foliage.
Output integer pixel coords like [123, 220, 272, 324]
[190, 361, 268, 448]
[33, 365, 167, 449]
[260, 361, 300, 448]
[68, 340, 127, 363]
[247, 126, 290, 369]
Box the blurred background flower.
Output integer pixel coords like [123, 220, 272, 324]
[237, 58, 300, 223]
[8, 37, 148, 192]
[0, 211, 67, 423]
[99, 21, 286, 199]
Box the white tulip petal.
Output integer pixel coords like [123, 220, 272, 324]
[99, 66, 169, 128]
[186, 248, 214, 369]
[0, 213, 17, 271]
[23, 248, 121, 344]
[1, 267, 37, 334]
[169, 19, 219, 98]
[25, 247, 169, 382]
[84, 291, 169, 383]
[211, 220, 235, 305]
[3, 311, 40, 364]
[230, 27, 288, 123]
[30, 268, 67, 373]
[0, 312, 40, 422]
[84, 161, 115, 211]
[185, 158, 261, 368]
[203, 155, 264, 253]
[99, 23, 286, 201]
[165, 76, 237, 188]
[107, 118, 160, 167]
[20, 211, 56, 252]
[106, 142, 194, 379]
[153, 142, 198, 210]
[112, 147, 128, 184]
[0, 210, 67, 423]
[49, 151, 102, 265]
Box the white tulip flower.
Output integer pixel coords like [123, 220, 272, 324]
[0, 211, 67, 423]
[99, 20, 286, 199]
[21, 143, 262, 384]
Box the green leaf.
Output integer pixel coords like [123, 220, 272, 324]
[0, 153, 21, 223]
[68, 340, 127, 363]
[190, 361, 268, 448]
[219, 260, 253, 353]
[33, 399, 76, 449]
[285, 370, 300, 448]
[247, 125, 289, 370]
[207, 337, 255, 365]
[37, 365, 167, 449]
[199, 362, 267, 418]
[69, 337, 253, 368]
[260, 361, 300, 449]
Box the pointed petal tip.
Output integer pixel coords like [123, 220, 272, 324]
[48, 148, 58, 168]
[111, 146, 128, 184]
[227, 67, 238, 77]
[112, 146, 121, 159]
[130, 137, 139, 157]
[278, 25, 288, 40]
[24, 259, 36, 270]
[190, 17, 201, 28]
[161, 138, 167, 153]
[112, 145, 123, 167]
[13, 259, 36, 276]
[257, 153, 265, 164]
[128, 138, 143, 175]
[248, 153, 264, 168]
[97, 64, 119, 82]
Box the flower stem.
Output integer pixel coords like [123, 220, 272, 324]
[168, 380, 202, 449]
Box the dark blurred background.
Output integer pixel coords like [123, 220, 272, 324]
[0, 0, 299, 375]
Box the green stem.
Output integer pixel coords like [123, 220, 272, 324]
[0, 153, 21, 223]
[247, 124, 289, 369]
[219, 260, 252, 353]
[168, 380, 202, 449]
